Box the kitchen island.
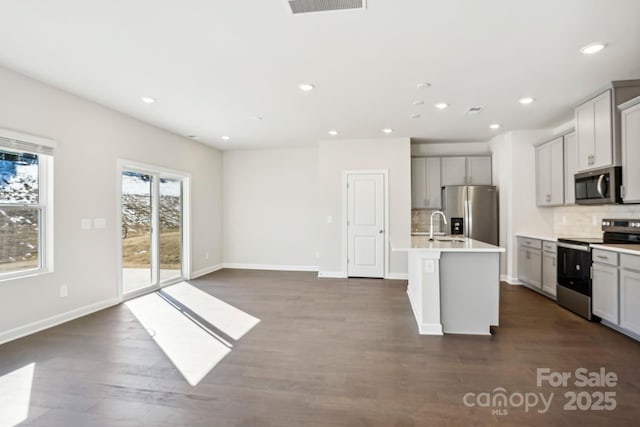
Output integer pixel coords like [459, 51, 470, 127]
[393, 236, 505, 335]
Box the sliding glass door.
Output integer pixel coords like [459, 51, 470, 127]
[159, 178, 182, 283]
[121, 167, 185, 297]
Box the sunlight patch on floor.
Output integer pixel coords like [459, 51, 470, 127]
[125, 293, 231, 386]
[0, 362, 35, 427]
[162, 281, 260, 340]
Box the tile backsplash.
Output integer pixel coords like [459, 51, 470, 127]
[412, 209, 445, 233]
[553, 204, 640, 237]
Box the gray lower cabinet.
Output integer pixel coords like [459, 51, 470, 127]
[518, 237, 542, 290]
[592, 261, 619, 324]
[541, 242, 557, 297]
[620, 259, 640, 335]
[591, 250, 640, 339]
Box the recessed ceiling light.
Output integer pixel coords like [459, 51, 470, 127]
[434, 103, 449, 110]
[580, 42, 606, 55]
[328, 130, 338, 136]
[298, 83, 315, 92]
[417, 82, 431, 89]
[141, 97, 156, 104]
[489, 124, 501, 130]
[519, 97, 535, 105]
[221, 135, 230, 141]
[412, 101, 425, 106]
[409, 114, 421, 119]
[382, 128, 394, 134]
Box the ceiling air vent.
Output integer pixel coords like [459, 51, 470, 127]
[287, 0, 366, 14]
[465, 107, 483, 115]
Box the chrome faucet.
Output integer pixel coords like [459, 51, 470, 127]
[429, 211, 448, 241]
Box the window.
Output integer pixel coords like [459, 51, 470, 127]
[0, 129, 54, 279]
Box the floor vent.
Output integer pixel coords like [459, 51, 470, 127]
[287, 0, 366, 14]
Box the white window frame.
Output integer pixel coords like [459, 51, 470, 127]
[0, 128, 55, 281]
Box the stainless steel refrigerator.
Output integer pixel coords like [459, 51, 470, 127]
[441, 185, 499, 245]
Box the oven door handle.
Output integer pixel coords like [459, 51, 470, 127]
[596, 174, 606, 198]
[557, 242, 591, 252]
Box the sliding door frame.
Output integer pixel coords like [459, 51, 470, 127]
[116, 159, 192, 301]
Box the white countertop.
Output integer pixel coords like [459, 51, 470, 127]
[514, 232, 558, 242]
[590, 243, 640, 256]
[393, 236, 505, 253]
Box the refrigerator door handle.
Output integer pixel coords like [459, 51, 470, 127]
[465, 198, 471, 238]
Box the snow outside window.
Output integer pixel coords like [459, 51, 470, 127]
[0, 147, 50, 279]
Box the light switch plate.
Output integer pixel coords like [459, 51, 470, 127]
[93, 218, 106, 229]
[81, 218, 92, 230]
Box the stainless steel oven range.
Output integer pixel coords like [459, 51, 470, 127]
[556, 219, 640, 320]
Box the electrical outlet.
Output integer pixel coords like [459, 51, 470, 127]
[81, 218, 92, 230]
[59, 284, 68, 298]
[562, 215, 567, 225]
[592, 215, 598, 226]
[327, 215, 333, 224]
[315, 251, 320, 259]
[205, 252, 209, 260]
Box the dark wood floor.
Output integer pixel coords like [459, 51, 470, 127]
[1, 270, 639, 426]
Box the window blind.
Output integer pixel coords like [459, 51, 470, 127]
[0, 128, 56, 156]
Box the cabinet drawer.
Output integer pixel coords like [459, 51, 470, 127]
[519, 237, 542, 250]
[621, 253, 640, 272]
[592, 249, 618, 266]
[542, 241, 556, 253]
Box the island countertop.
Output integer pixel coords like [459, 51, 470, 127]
[392, 236, 505, 253]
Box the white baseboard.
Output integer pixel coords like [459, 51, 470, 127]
[223, 263, 319, 272]
[406, 289, 444, 335]
[0, 297, 120, 345]
[386, 272, 408, 280]
[317, 271, 346, 278]
[190, 263, 224, 279]
[502, 275, 521, 285]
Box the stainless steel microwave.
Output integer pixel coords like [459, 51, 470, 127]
[575, 166, 622, 205]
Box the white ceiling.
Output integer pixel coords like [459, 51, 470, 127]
[0, 0, 639, 150]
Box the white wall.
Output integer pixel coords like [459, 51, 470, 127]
[317, 137, 411, 278]
[411, 141, 490, 156]
[223, 147, 319, 270]
[0, 65, 223, 343]
[489, 130, 554, 282]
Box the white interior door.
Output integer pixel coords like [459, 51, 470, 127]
[347, 173, 384, 278]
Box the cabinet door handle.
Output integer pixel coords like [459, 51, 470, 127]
[596, 255, 608, 260]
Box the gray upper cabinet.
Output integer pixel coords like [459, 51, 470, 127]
[441, 157, 467, 186]
[563, 131, 577, 205]
[619, 96, 640, 203]
[575, 81, 640, 173]
[411, 157, 441, 209]
[467, 156, 492, 185]
[576, 90, 612, 171]
[536, 137, 564, 206]
[441, 156, 492, 186]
